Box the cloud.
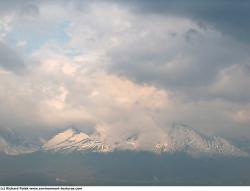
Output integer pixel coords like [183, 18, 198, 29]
[58, 2, 250, 103]
[209, 64, 250, 102]
[0, 0, 249, 145]
[100, 9, 249, 102]
[117, 0, 250, 44]
[0, 49, 172, 149]
[0, 42, 26, 73]
[0, 48, 249, 145]
[19, 3, 40, 18]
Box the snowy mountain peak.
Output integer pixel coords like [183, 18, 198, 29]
[1, 125, 248, 157]
[42, 128, 111, 153]
[41, 125, 248, 157]
[154, 124, 248, 157]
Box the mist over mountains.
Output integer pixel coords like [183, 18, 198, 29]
[0, 124, 248, 157]
[1, 125, 250, 185]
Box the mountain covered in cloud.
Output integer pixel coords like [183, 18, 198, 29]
[41, 126, 248, 157]
[1, 126, 250, 185]
[155, 124, 247, 157]
[0, 128, 39, 155]
[0, 125, 248, 157]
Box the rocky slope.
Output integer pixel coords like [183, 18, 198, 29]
[0, 125, 248, 157]
[0, 128, 39, 155]
[42, 128, 111, 153]
[41, 125, 248, 157]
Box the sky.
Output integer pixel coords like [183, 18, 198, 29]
[0, 0, 250, 149]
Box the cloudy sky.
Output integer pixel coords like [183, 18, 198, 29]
[0, 0, 250, 148]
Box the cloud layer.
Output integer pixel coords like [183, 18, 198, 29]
[0, 0, 250, 145]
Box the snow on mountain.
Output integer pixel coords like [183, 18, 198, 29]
[0, 128, 39, 155]
[42, 125, 248, 157]
[1, 125, 248, 157]
[42, 128, 111, 153]
[155, 124, 248, 157]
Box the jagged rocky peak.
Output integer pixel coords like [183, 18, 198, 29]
[1, 125, 248, 157]
[155, 124, 248, 157]
[42, 125, 248, 157]
[42, 127, 112, 153]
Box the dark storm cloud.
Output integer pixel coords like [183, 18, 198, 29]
[116, 0, 250, 44]
[0, 42, 26, 73]
[102, 0, 250, 102]
[106, 20, 250, 101]
[2, 0, 249, 43]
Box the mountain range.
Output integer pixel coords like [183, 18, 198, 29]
[0, 125, 248, 157]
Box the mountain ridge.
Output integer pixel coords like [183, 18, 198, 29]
[0, 128, 40, 155]
[41, 125, 248, 157]
[0, 125, 248, 157]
